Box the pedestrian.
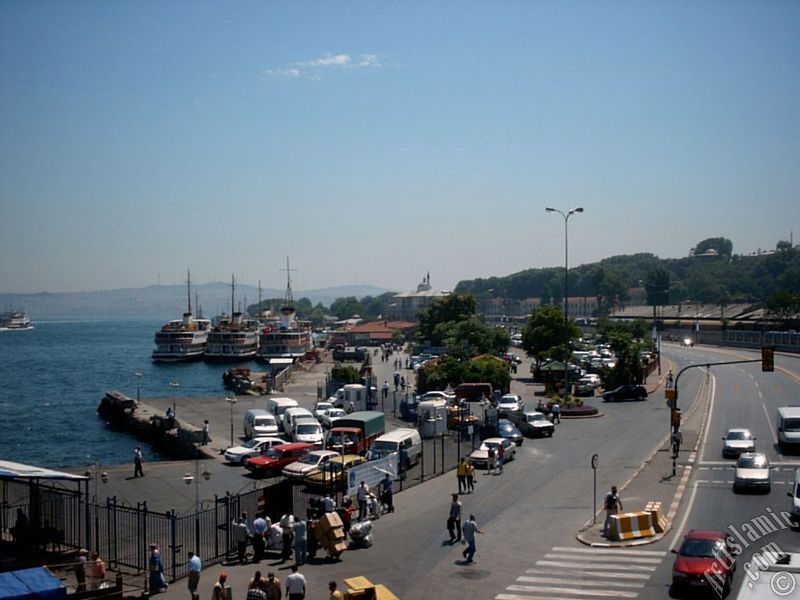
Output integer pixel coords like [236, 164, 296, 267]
[148, 544, 167, 593]
[346, 401, 355, 415]
[285, 564, 306, 600]
[202, 420, 210, 445]
[381, 472, 394, 513]
[252, 513, 268, 562]
[90, 551, 106, 590]
[456, 458, 468, 493]
[279, 512, 294, 562]
[497, 444, 505, 474]
[328, 581, 344, 600]
[133, 446, 144, 478]
[487, 447, 497, 475]
[212, 572, 228, 600]
[322, 494, 336, 513]
[307, 517, 318, 560]
[461, 514, 484, 563]
[187, 550, 201, 598]
[74, 548, 88, 592]
[551, 401, 561, 424]
[263, 572, 281, 600]
[293, 517, 307, 565]
[603, 485, 623, 538]
[465, 461, 475, 493]
[382, 381, 389, 400]
[233, 517, 250, 564]
[356, 481, 369, 520]
[447, 493, 462, 543]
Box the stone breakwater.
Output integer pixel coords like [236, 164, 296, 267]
[97, 391, 214, 460]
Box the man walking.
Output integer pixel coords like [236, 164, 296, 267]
[456, 458, 467, 493]
[187, 550, 201, 599]
[232, 517, 249, 564]
[293, 517, 307, 565]
[381, 472, 394, 513]
[279, 512, 294, 562]
[202, 420, 210, 445]
[497, 444, 505, 474]
[133, 447, 144, 478]
[466, 461, 475, 493]
[285, 564, 306, 600]
[603, 485, 623, 538]
[356, 481, 369, 520]
[252, 513, 268, 562]
[461, 514, 483, 563]
[447, 493, 462, 543]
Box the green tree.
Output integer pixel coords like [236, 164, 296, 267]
[766, 290, 800, 329]
[330, 296, 362, 320]
[442, 318, 510, 358]
[521, 305, 580, 371]
[693, 237, 733, 258]
[417, 294, 477, 347]
[420, 354, 511, 394]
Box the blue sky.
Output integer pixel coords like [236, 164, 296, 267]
[2, 1, 799, 295]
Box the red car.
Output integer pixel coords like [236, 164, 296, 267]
[671, 529, 737, 597]
[244, 442, 313, 476]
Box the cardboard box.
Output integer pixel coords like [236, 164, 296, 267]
[321, 511, 343, 530]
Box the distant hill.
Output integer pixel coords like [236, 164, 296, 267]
[0, 283, 391, 320]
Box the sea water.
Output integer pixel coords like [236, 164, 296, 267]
[0, 319, 258, 469]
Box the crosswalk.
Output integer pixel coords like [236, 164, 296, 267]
[494, 546, 667, 600]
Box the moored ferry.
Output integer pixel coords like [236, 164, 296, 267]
[0, 309, 33, 330]
[152, 271, 210, 362]
[204, 312, 260, 362]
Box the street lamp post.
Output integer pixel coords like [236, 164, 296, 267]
[546, 206, 584, 400]
[183, 461, 211, 552]
[84, 462, 109, 552]
[169, 378, 179, 414]
[226, 395, 237, 447]
[135, 369, 143, 404]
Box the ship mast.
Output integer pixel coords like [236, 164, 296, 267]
[187, 269, 192, 315]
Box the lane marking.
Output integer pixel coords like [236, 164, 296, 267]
[535, 560, 655, 572]
[506, 585, 639, 598]
[544, 553, 661, 564]
[763, 403, 778, 444]
[524, 569, 650, 580]
[551, 546, 666, 557]
[516, 577, 644, 589]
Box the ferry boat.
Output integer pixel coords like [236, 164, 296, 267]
[152, 272, 211, 362]
[0, 309, 32, 330]
[256, 259, 314, 365]
[204, 276, 260, 363]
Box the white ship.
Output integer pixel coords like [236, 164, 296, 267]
[0, 309, 33, 330]
[152, 272, 211, 362]
[204, 275, 260, 363]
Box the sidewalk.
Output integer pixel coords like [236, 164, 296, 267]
[577, 359, 704, 546]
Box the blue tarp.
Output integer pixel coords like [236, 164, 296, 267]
[0, 567, 66, 600]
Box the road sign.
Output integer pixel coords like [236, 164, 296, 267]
[664, 389, 676, 401]
[591, 453, 599, 470]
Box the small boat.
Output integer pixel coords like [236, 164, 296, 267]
[152, 271, 210, 362]
[0, 309, 33, 330]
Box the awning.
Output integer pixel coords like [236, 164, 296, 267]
[0, 567, 67, 600]
[0, 460, 88, 482]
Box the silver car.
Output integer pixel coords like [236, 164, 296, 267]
[722, 428, 756, 458]
[733, 452, 771, 493]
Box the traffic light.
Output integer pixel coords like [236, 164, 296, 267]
[762, 346, 774, 372]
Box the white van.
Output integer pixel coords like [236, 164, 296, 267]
[282, 407, 314, 435]
[292, 417, 324, 446]
[243, 409, 279, 439]
[266, 397, 299, 429]
[369, 428, 422, 468]
[777, 406, 800, 452]
[788, 469, 800, 526]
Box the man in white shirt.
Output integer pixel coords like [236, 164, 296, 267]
[356, 481, 369, 520]
[285, 564, 306, 600]
[187, 551, 201, 598]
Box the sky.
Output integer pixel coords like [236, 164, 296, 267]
[1, 1, 799, 295]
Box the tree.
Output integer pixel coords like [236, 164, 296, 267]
[420, 354, 511, 394]
[417, 294, 477, 347]
[521, 305, 580, 371]
[766, 290, 800, 329]
[330, 296, 361, 320]
[644, 267, 670, 306]
[693, 237, 733, 259]
[442, 318, 510, 359]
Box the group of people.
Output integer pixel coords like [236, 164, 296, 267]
[455, 458, 477, 493]
[446, 493, 484, 563]
[212, 566, 347, 600]
[72, 548, 106, 592]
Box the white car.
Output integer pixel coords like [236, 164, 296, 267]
[468, 437, 517, 469]
[282, 449, 339, 480]
[498, 394, 524, 415]
[292, 418, 324, 446]
[722, 428, 756, 458]
[320, 407, 347, 429]
[733, 452, 771, 493]
[313, 401, 334, 420]
[223, 436, 287, 464]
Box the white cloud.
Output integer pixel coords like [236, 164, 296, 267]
[308, 53, 352, 67]
[263, 68, 301, 78]
[263, 53, 382, 81]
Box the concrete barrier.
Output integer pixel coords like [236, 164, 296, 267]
[609, 511, 656, 541]
[645, 500, 667, 533]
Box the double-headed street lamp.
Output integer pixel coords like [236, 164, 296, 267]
[169, 378, 179, 414]
[545, 206, 584, 400]
[226, 395, 237, 447]
[183, 460, 211, 551]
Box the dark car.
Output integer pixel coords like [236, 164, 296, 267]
[671, 529, 736, 596]
[496, 419, 524, 446]
[602, 384, 648, 402]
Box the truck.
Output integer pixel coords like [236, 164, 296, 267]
[332, 345, 367, 362]
[325, 410, 385, 455]
[733, 550, 800, 600]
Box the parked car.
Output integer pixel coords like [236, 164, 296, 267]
[497, 394, 524, 415]
[788, 468, 800, 525]
[574, 379, 596, 397]
[671, 529, 737, 596]
[313, 401, 335, 420]
[602, 384, 648, 402]
[292, 418, 324, 447]
[282, 449, 339, 480]
[497, 419, 524, 446]
[244, 442, 314, 476]
[507, 410, 555, 437]
[733, 452, 771, 493]
[722, 428, 756, 458]
[303, 454, 367, 491]
[320, 407, 347, 429]
[223, 436, 287, 464]
[468, 437, 516, 469]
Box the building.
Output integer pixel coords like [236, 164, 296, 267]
[388, 273, 450, 322]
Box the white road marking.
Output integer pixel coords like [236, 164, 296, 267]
[535, 560, 656, 572]
[550, 546, 666, 557]
[516, 577, 644, 589]
[763, 403, 778, 444]
[506, 585, 639, 598]
[524, 569, 651, 580]
[543, 553, 661, 564]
